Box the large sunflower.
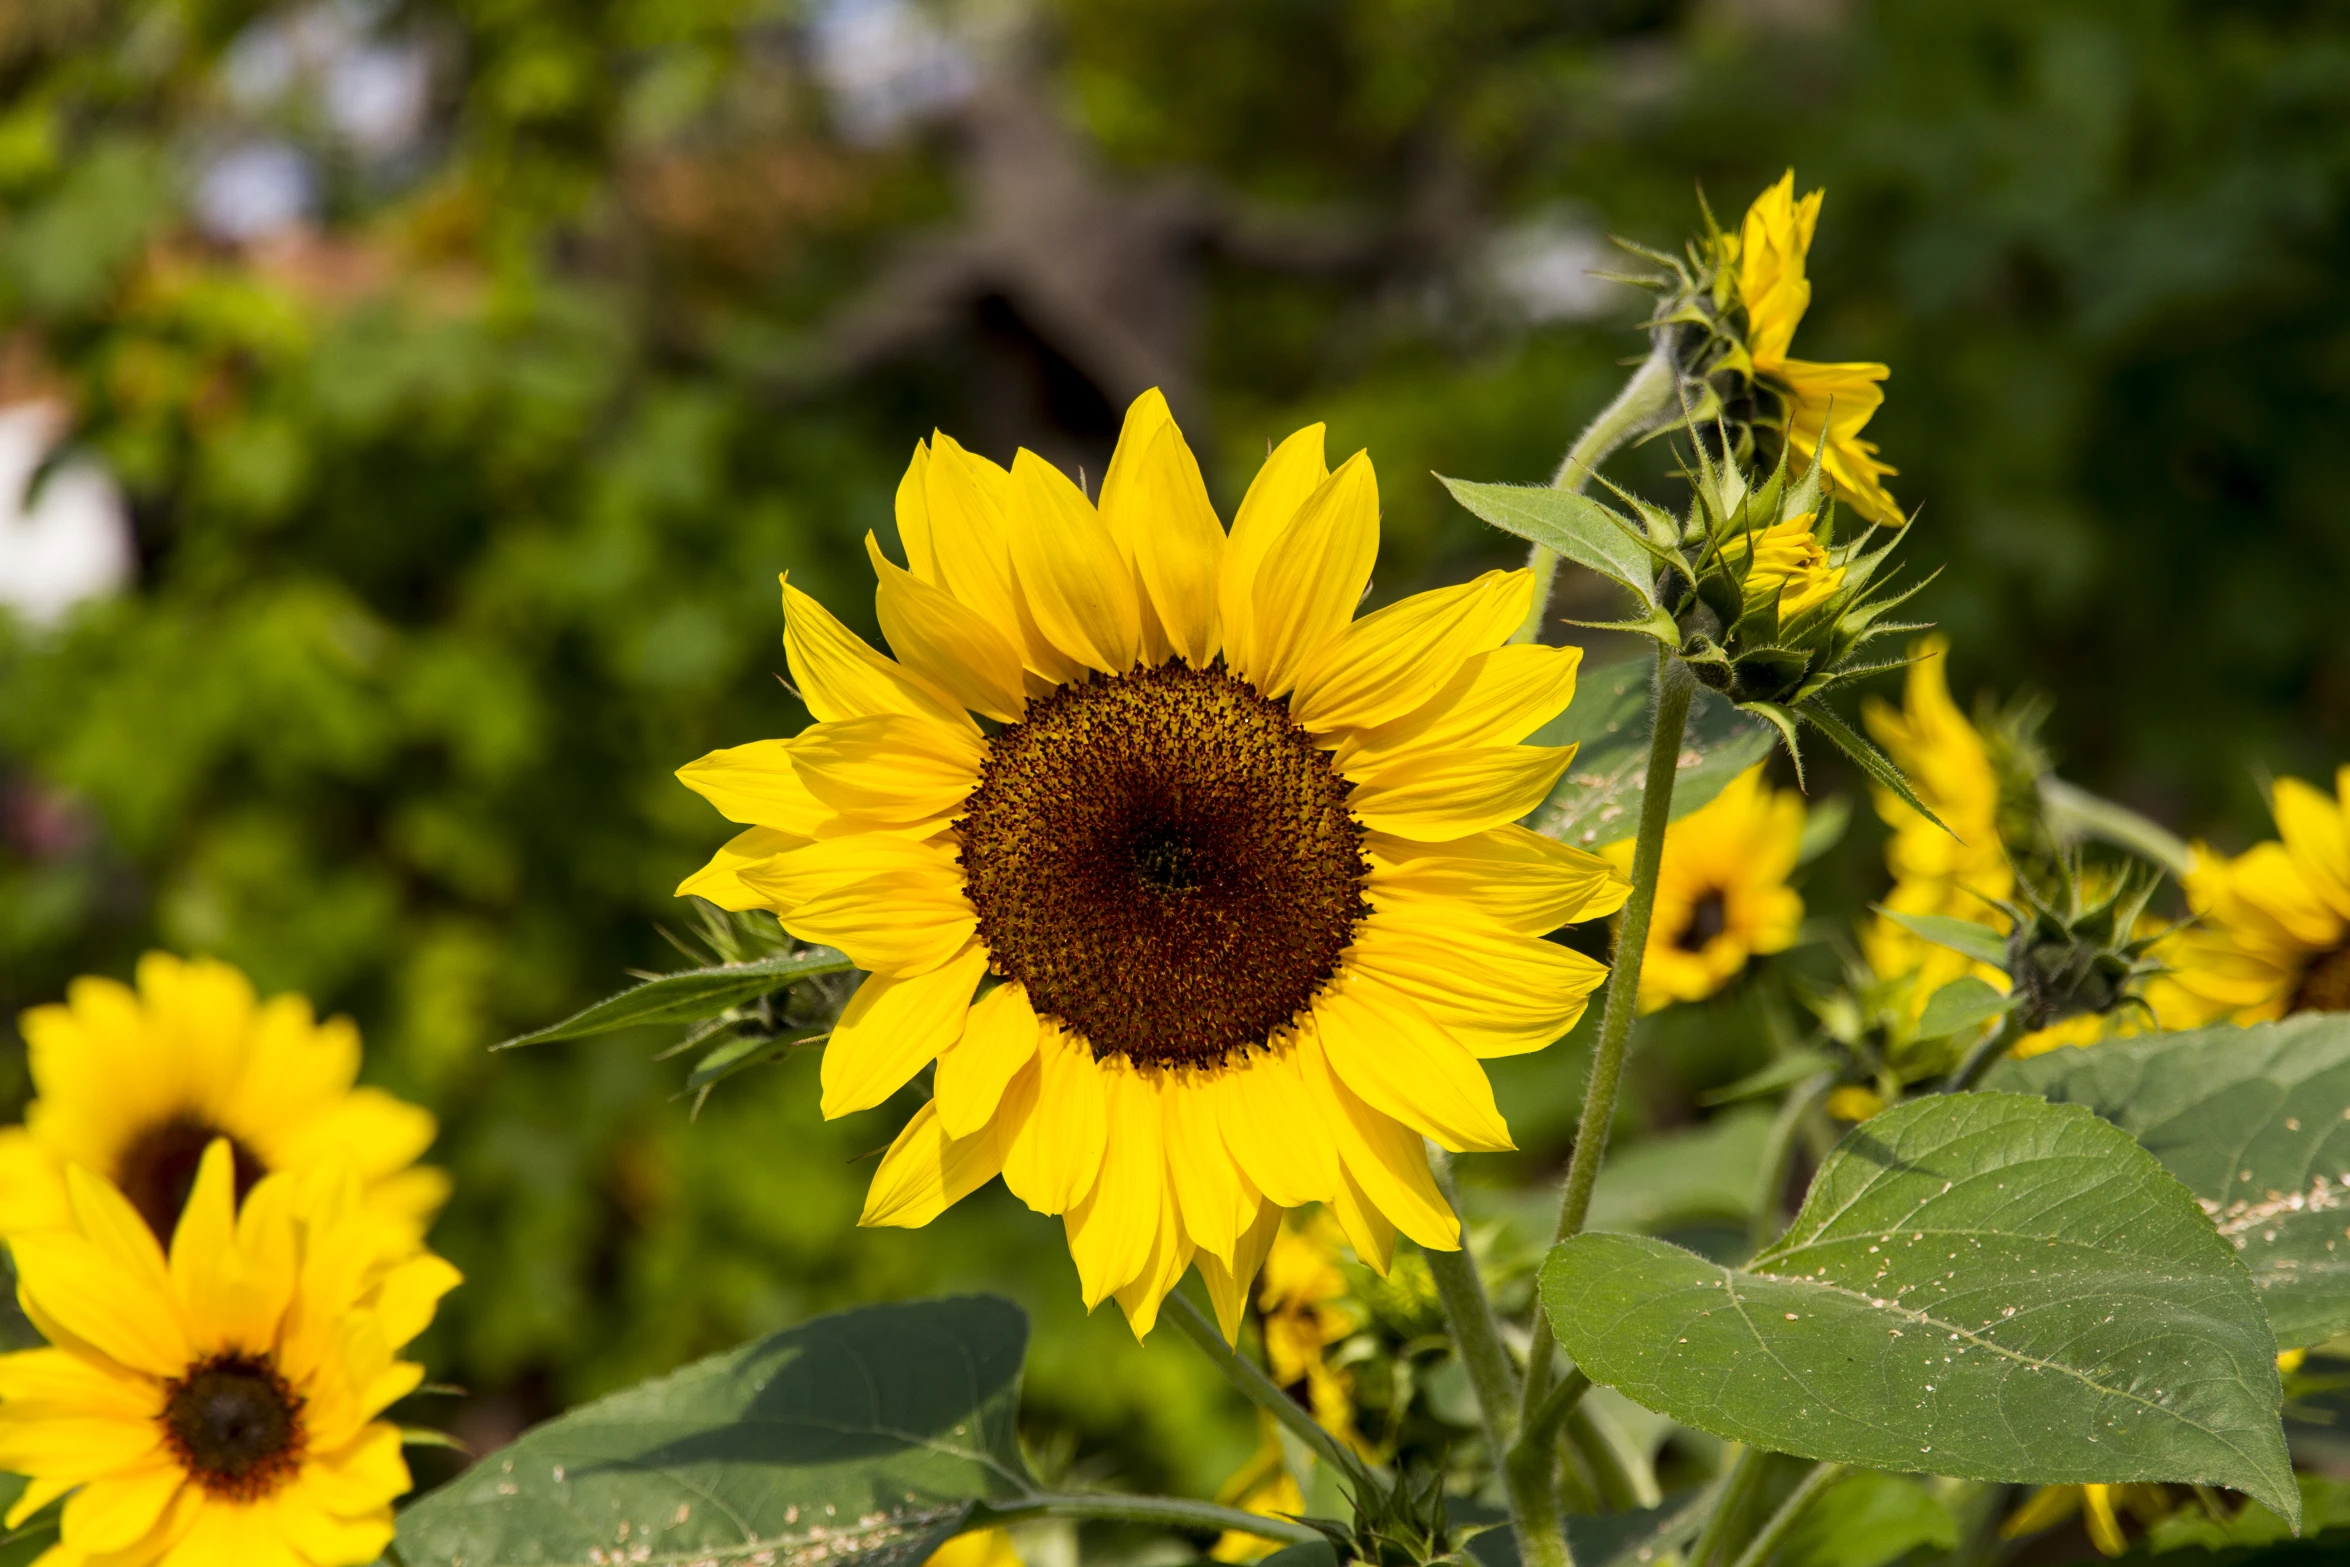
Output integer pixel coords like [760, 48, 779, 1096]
[2154, 767, 2350, 1025]
[0, 1142, 459, 1567]
[1600, 763, 1804, 1013]
[676, 391, 1627, 1334]
[0, 955, 447, 1253]
[1738, 171, 1902, 526]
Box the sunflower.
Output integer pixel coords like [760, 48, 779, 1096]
[0, 1141, 460, 1567]
[1726, 511, 1845, 619]
[1601, 763, 1804, 1013]
[1737, 171, 1901, 526]
[1860, 638, 2012, 1001]
[0, 954, 447, 1254]
[2153, 767, 2350, 1025]
[675, 391, 1627, 1335]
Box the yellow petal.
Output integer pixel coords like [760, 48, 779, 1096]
[895, 440, 937, 581]
[677, 739, 833, 831]
[1005, 450, 1141, 674]
[860, 1075, 1033, 1229]
[1210, 1049, 1340, 1209]
[2274, 774, 2350, 919]
[173, 1142, 294, 1357]
[935, 983, 1046, 1140]
[1295, 1028, 1458, 1251]
[1348, 743, 1577, 840]
[1061, 1068, 1167, 1308]
[1739, 169, 1820, 371]
[1348, 913, 1609, 1056]
[1220, 423, 1329, 680]
[1327, 1160, 1398, 1275]
[1366, 825, 1629, 933]
[372, 1252, 462, 1350]
[1289, 570, 1531, 734]
[1002, 1029, 1109, 1215]
[1103, 399, 1225, 666]
[60, 1462, 183, 1555]
[1342, 643, 1582, 770]
[1244, 452, 1378, 699]
[782, 576, 973, 732]
[1109, 1177, 1194, 1339]
[738, 835, 976, 977]
[1194, 1200, 1282, 1342]
[818, 945, 987, 1118]
[1162, 1075, 1253, 1264]
[790, 713, 985, 824]
[1312, 981, 1513, 1152]
[923, 435, 1027, 644]
[867, 533, 1028, 723]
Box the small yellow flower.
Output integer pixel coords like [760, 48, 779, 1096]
[1861, 638, 2012, 1004]
[1730, 512, 1846, 620]
[1603, 764, 1805, 1013]
[1737, 172, 1901, 526]
[0, 955, 449, 1253]
[2001, 1482, 2169, 1557]
[2154, 767, 2350, 1025]
[925, 1529, 1022, 1567]
[1823, 1084, 1885, 1122]
[677, 391, 1630, 1336]
[0, 1142, 460, 1567]
[1210, 1445, 1305, 1564]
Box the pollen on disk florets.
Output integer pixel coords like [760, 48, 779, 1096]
[956, 661, 1369, 1071]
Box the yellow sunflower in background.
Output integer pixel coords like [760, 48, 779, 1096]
[1737, 171, 1902, 526]
[0, 954, 448, 1253]
[0, 1142, 459, 1567]
[676, 390, 1628, 1335]
[1861, 637, 2012, 1001]
[1602, 764, 1805, 1013]
[2154, 767, 2350, 1025]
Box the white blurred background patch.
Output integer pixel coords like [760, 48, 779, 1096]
[0, 403, 134, 629]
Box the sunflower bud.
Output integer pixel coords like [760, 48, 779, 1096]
[1998, 859, 2166, 1033]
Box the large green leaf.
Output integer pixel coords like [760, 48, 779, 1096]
[1525, 660, 1775, 852]
[1540, 1093, 2296, 1521]
[1438, 478, 1666, 613]
[494, 948, 854, 1048]
[1993, 1016, 2350, 1349]
[395, 1296, 1031, 1567]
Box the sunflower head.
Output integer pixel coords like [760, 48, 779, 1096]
[0, 1141, 459, 1567]
[677, 390, 1631, 1335]
[0, 953, 448, 1256]
[1996, 856, 2168, 1034]
[1615, 169, 1902, 527]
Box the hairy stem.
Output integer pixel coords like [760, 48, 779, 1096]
[1726, 1463, 1843, 1567]
[978, 1490, 1324, 1547]
[1514, 333, 1684, 644]
[1165, 1290, 1367, 1486]
[1685, 1447, 1765, 1567]
[1945, 1011, 2028, 1095]
[1521, 647, 1696, 1416]
[1424, 1155, 1563, 1567]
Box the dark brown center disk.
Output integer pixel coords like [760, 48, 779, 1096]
[2291, 943, 2350, 1015]
[957, 663, 1369, 1070]
[115, 1114, 269, 1247]
[160, 1352, 306, 1501]
[1676, 889, 1729, 953]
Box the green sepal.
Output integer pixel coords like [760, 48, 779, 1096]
[1795, 700, 1946, 832]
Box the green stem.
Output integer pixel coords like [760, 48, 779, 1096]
[1514, 333, 1684, 644]
[1518, 1368, 1592, 1458]
[1564, 1399, 1654, 1512]
[1685, 1447, 1765, 1567]
[1164, 1289, 1368, 1486]
[977, 1490, 1324, 1547]
[1750, 1071, 1835, 1252]
[1944, 1011, 2027, 1095]
[1520, 647, 1696, 1417]
[2038, 777, 2193, 878]
[1725, 1462, 1843, 1567]
[1423, 1155, 1563, 1567]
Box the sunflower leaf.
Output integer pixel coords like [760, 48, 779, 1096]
[1915, 976, 2013, 1039]
[1524, 660, 1774, 851]
[1876, 909, 2009, 970]
[1540, 1093, 2296, 1523]
[495, 947, 854, 1049]
[1438, 478, 1666, 607]
[1990, 1016, 2350, 1349]
[395, 1296, 1032, 1567]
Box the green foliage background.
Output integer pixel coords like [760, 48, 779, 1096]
[2, 0, 2346, 1513]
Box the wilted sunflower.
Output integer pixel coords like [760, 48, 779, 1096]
[1861, 637, 2013, 1001]
[0, 1142, 459, 1567]
[1601, 763, 1804, 1013]
[2154, 767, 2350, 1025]
[0, 954, 448, 1252]
[677, 391, 1627, 1334]
[1735, 171, 1901, 526]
